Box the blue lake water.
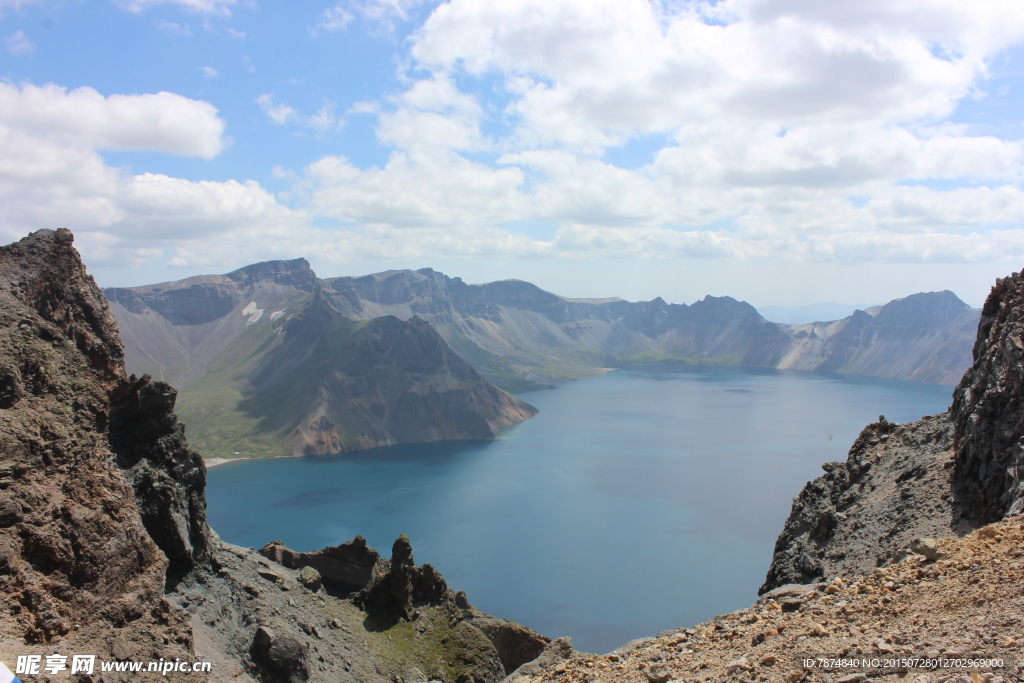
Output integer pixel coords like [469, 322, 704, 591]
[205, 365, 953, 654]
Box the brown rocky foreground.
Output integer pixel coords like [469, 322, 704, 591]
[505, 519, 1024, 683]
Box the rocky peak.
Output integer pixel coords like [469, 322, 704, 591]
[354, 534, 455, 622]
[226, 257, 319, 292]
[872, 290, 971, 329]
[2, 228, 126, 392]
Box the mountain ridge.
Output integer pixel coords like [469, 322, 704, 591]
[106, 261, 979, 400]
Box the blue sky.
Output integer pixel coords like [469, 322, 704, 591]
[2, 0, 1024, 307]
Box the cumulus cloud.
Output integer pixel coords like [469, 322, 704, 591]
[305, 150, 527, 228]
[0, 82, 226, 157]
[282, 0, 1024, 266]
[0, 80, 304, 273]
[199, 66, 219, 78]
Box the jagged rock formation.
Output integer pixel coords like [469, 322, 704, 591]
[0, 228, 195, 661]
[0, 230, 547, 683]
[354, 534, 454, 622]
[109, 373, 211, 588]
[952, 270, 1024, 523]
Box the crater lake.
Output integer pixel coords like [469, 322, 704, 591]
[206, 365, 952, 654]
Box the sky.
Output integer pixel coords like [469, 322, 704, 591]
[2, 0, 1024, 308]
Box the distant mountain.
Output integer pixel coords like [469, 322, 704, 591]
[105, 262, 979, 457]
[317, 268, 979, 389]
[104, 262, 534, 458]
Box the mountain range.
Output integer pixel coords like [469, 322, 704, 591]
[104, 258, 979, 459]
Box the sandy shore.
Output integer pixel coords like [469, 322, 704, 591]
[203, 457, 248, 468]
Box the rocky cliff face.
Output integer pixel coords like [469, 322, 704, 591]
[951, 270, 1024, 524]
[0, 229, 195, 660]
[0, 230, 548, 683]
[760, 414, 968, 592]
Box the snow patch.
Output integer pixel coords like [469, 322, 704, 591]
[270, 309, 286, 321]
[242, 301, 264, 327]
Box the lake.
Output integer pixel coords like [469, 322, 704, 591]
[205, 365, 952, 654]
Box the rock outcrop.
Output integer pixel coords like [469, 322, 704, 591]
[259, 536, 380, 593]
[760, 414, 969, 592]
[951, 270, 1024, 523]
[109, 373, 211, 588]
[354, 534, 454, 622]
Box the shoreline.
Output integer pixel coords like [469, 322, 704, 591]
[203, 457, 249, 468]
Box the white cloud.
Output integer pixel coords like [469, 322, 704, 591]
[313, 5, 354, 33]
[305, 151, 528, 228]
[314, 0, 431, 35]
[114, 0, 238, 15]
[0, 80, 302, 275]
[257, 95, 344, 131]
[256, 93, 297, 125]
[0, 82, 226, 157]
[5, 30, 34, 56]
[199, 66, 219, 78]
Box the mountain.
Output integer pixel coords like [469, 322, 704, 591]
[320, 268, 978, 388]
[0, 229, 546, 683]
[105, 265, 534, 459]
[109, 263, 978, 408]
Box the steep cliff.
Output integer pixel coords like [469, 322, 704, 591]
[951, 270, 1024, 524]
[0, 229, 196, 661]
